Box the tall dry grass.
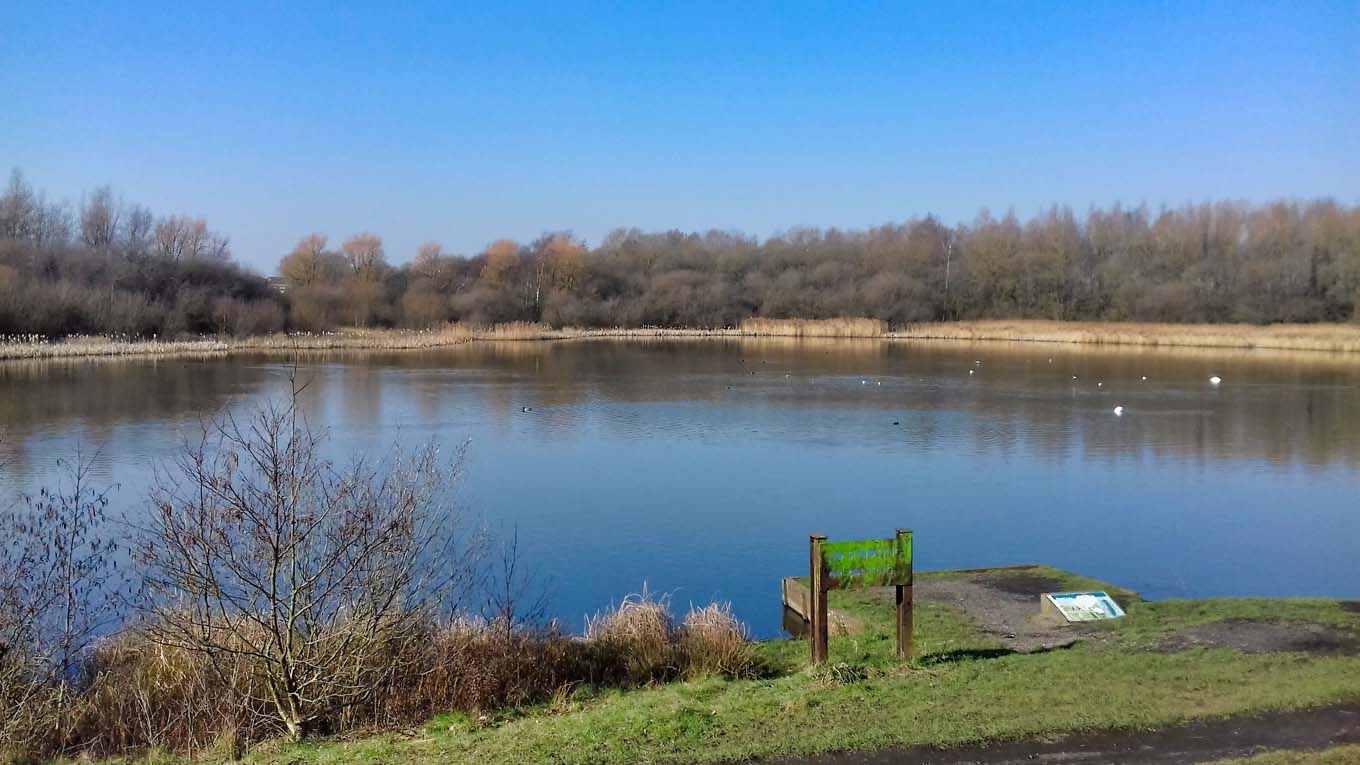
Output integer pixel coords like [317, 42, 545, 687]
[680, 603, 757, 679]
[739, 317, 888, 338]
[14, 318, 1356, 364]
[0, 594, 759, 762]
[893, 320, 1360, 353]
[584, 589, 762, 685]
[585, 590, 681, 684]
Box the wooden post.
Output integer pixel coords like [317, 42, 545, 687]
[894, 528, 914, 659]
[809, 534, 829, 664]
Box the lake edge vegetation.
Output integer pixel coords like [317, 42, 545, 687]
[4, 169, 1360, 343]
[7, 319, 1360, 364]
[37, 574, 1360, 765]
[0, 385, 760, 763]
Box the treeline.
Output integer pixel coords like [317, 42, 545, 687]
[285, 200, 1360, 329]
[0, 170, 283, 338]
[6, 168, 1360, 340]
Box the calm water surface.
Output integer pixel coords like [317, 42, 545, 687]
[2, 339, 1357, 637]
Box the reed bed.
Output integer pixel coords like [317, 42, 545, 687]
[6, 319, 1360, 363]
[892, 320, 1360, 353]
[0, 334, 232, 360]
[739, 317, 888, 338]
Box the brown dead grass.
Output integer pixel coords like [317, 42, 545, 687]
[739, 317, 888, 338]
[6, 319, 1360, 363]
[680, 603, 759, 679]
[893, 320, 1360, 353]
[584, 589, 760, 684]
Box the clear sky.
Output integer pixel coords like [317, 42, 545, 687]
[3, 1, 1357, 272]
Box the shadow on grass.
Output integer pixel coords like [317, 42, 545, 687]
[916, 641, 1080, 667]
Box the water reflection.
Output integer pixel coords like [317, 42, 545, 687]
[2, 339, 1358, 636]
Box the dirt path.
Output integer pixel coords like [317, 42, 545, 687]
[913, 567, 1104, 654]
[753, 702, 1360, 764]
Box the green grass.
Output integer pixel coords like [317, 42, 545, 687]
[113, 569, 1360, 765]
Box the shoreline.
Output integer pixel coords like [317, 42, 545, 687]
[3, 319, 1360, 362]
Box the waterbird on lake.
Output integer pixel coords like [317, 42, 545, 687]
[1210, 376, 1222, 385]
[1113, 406, 1124, 416]
[521, 406, 533, 412]
[1097, 382, 1103, 387]
[1142, 376, 1148, 381]
[968, 369, 975, 375]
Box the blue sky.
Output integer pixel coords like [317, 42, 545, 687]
[3, 1, 1357, 272]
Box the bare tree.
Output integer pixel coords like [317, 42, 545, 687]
[80, 186, 121, 251]
[341, 233, 385, 279]
[154, 215, 230, 262]
[280, 234, 332, 288]
[482, 525, 552, 642]
[1, 448, 124, 751]
[134, 386, 478, 740]
[123, 203, 154, 257]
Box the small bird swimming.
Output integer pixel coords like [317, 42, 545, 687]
[1209, 376, 1222, 385]
[521, 406, 533, 412]
[1113, 405, 1124, 416]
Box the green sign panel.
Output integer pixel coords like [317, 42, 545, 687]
[821, 533, 912, 589]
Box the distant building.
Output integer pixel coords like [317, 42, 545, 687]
[267, 276, 288, 293]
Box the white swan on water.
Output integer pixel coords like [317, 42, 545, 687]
[1113, 406, 1124, 416]
[1209, 376, 1222, 385]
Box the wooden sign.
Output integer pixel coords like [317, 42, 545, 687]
[809, 529, 913, 664]
[822, 536, 913, 589]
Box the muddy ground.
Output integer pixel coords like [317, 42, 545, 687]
[1159, 618, 1360, 656]
[756, 702, 1360, 764]
[912, 566, 1104, 653]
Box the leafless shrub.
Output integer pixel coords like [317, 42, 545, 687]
[0, 451, 124, 759]
[133, 383, 478, 740]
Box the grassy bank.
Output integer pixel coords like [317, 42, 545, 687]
[5, 319, 1360, 362]
[92, 566, 1356, 765]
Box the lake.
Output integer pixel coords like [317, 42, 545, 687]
[2, 338, 1358, 637]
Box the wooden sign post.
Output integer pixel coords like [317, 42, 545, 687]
[808, 528, 913, 664]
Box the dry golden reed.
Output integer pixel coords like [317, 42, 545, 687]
[892, 319, 1360, 353]
[739, 317, 888, 338]
[6, 318, 1360, 363]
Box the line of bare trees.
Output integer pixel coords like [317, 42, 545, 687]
[281, 201, 1360, 330]
[6, 168, 1360, 341]
[0, 170, 283, 338]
